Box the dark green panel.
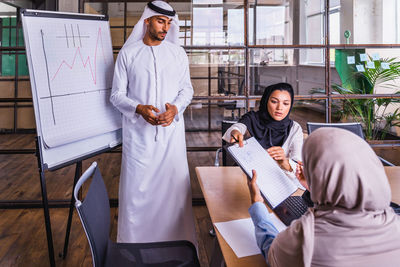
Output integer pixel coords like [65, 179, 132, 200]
[2, 54, 15, 76]
[18, 28, 24, 46]
[1, 17, 28, 76]
[18, 54, 29, 75]
[2, 28, 10, 46]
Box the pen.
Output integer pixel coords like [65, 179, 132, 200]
[231, 134, 239, 143]
[292, 159, 299, 164]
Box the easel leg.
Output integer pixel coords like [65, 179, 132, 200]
[39, 170, 56, 267]
[60, 161, 82, 259]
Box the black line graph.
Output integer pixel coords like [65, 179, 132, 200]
[57, 24, 89, 48]
[41, 29, 56, 125]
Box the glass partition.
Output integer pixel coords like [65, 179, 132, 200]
[248, 0, 292, 45]
[184, 100, 246, 131]
[249, 48, 327, 96]
[188, 49, 245, 96]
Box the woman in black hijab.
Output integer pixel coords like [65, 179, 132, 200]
[223, 83, 303, 176]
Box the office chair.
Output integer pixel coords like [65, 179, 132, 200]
[214, 120, 237, 167]
[212, 120, 238, 237]
[74, 162, 200, 267]
[306, 122, 395, 166]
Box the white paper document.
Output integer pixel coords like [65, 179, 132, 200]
[366, 61, 375, 69]
[24, 17, 121, 148]
[356, 65, 365, 72]
[381, 62, 390, 69]
[372, 53, 380, 61]
[214, 216, 287, 258]
[347, 56, 355, 64]
[227, 137, 298, 208]
[360, 53, 368, 61]
[214, 218, 260, 258]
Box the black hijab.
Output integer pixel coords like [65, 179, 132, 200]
[238, 83, 294, 149]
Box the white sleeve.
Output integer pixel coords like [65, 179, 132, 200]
[110, 50, 141, 123]
[171, 49, 194, 121]
[282, 123, 305, 188]
[222, 123, 247, 142]
[287, 124, 304, 163]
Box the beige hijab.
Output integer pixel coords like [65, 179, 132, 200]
[268, 128, 400, 267]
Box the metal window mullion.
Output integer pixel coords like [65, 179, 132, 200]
[124, 1, 127, 42]
[15, 15, 20, 133]
[325, 0, 331, 123]
[244, 0, 250, 112]
[79, 0, 84, 13]
[208, 52, 211, 132]
[0, 18, 2, 77]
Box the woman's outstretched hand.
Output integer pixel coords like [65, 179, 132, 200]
[230, 129, 244, 147]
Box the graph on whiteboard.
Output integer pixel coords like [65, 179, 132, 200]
[25, 17, 121, 148]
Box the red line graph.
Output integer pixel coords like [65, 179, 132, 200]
[51, 27, 107, 85]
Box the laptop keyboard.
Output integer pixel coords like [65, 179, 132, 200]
[274, 195, 400, 226]
[273, 196, 309, 226]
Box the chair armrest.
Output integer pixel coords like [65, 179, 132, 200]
[378, 156, 395, 166]
[215, 148, 222, 167]
[74, 162, 98, 205]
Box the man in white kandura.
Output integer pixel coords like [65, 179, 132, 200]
[110, 0, 196, 245]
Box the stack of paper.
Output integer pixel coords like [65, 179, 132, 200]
[214, 215, 287, 258]
[227, 137, 298, 208]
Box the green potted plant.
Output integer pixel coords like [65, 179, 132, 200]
[312, 52, 400, 140]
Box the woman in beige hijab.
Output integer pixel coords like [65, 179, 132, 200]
[248, 127, 400, 267]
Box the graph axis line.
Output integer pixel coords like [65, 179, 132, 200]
[39, 88, 111, 99]
[64, 24, 69, 48]
[40, 29, 57, 125]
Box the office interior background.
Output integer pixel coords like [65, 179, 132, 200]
[0, 0, 400, 266]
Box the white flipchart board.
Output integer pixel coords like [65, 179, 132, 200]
[21, 9, 122, 170]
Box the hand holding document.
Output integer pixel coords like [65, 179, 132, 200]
[227, 137, 298, 208]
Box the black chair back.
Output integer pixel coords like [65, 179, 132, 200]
[75, 162, 201, 267]
[222, 120, 237, 166]
[75, 163, 110, 267]
[306, 122, 394, 166]
[307, 122, 364, 139]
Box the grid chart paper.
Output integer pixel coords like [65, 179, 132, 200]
[228, 137, 297, 208]
[24, 16, 121, 148]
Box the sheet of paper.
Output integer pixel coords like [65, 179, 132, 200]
[381, 62, 390, 69]
[366, 61, 375, 69]
[372, 53, 380, 61]
[227, 137, 297, 208]
[347, 56, 355, 64]
[214, 216, 287, 258]
[214, 218, 260, 258]
[356, 65, 365, 72]
[25, 16, 121, 148]
[360, 53, 368, 61]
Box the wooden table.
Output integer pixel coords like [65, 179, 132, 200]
[196, 166, 400, 267]
[386, 166, 400, 203]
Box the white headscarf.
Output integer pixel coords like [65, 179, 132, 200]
[123, 1, 180, 48]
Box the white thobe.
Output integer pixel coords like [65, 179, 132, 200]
[222, 121, 305, 188]
[110, 39, 196, 244]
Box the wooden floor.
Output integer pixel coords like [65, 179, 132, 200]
[0, 136, 218, 267]
[0, 107, 399, 266]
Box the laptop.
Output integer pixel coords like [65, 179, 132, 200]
[275, 192, 400, 226]
[273, 191, 313, 226]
